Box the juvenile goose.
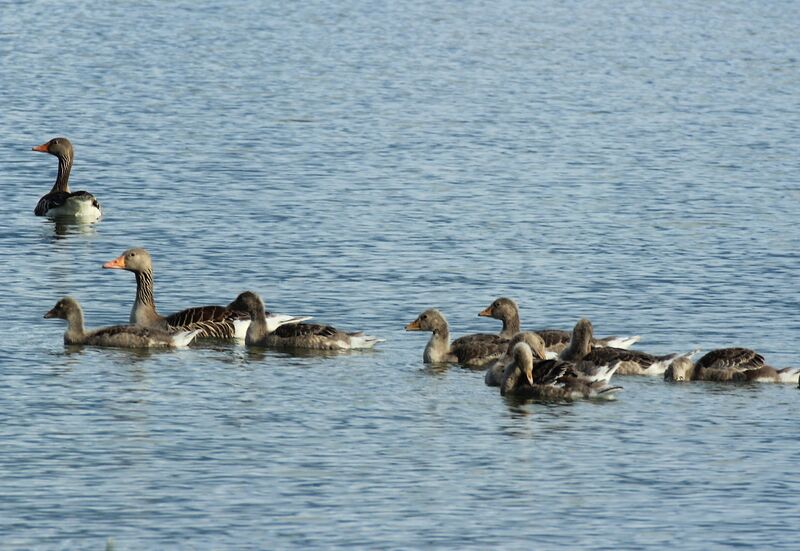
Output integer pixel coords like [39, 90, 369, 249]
[665, 348, 800, 384]
[44, 297, 199, 348]
[32, 137, 102, 220]
[103, 248, 309, 339]
[485, 332, 547, 387]
[559, 318, 695, 376]
[405, 308, 508, 368]
[478, 297, 640, 352]
[233, 291, 383, 350]
[500, 342, 622, 400]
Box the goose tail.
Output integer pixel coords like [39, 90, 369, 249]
[602, 335, 641, 350]
[348, 334, 385, 349]
[172, 329, 203, 348]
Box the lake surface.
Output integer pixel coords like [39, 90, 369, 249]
[1, 0, 799, 548]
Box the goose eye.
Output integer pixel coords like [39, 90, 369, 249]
[421, 315, 427, 320]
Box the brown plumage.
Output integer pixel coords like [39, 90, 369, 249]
[102, 248, 249, 339]
[32, 137, 102, 219]
[234, 291, 382, 350]
[478, 297, 639, 353]
[665, 348, 799, 384]
[485, 332, 547, 386]
[500, 343, 622, 400]
[44, 297, 199, 348]
[559, 318, 688, 376]
[406, 308, 508, 368]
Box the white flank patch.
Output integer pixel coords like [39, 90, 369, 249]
[47, 196, 102, 221]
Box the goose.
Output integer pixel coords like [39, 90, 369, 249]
[500, 342, 622, 400]
[32, 137, 102, 220]
[478, 297, 640, 353]
[665, 348, 800, 384]
[559, 318, 696, 376]
[232, 291, 383, 350]
[102, 248, 309, 339]
[44, 297, 200, 348]
[405, 308, 508, 368]
[485, 332, 547, 386]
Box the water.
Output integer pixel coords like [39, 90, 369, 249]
[1, 0, 799, 548]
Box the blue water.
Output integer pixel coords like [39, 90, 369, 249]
[1, 0, 799, 548]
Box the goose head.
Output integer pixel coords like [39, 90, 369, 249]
[44, 296, 82, 322]
[102, 248, 153, 273]
[506, 331, 547, 361]
[228, 291, 265, 318]
[572, 318, 594, 347]
[478, 297, 518, 322]
[512, 342, 536, 386]
[665, 357, 694, 382]
[405, 308, 448, 334]
[32, 137, 73, 159]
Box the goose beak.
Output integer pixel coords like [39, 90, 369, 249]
[478, 306, 492, 317]
[526, 372, 534, 386]
[405, 319, 421, 331]
[102, 255, 126, 269]
[32, 143, 49, 152]
[43, 308, 56, 319]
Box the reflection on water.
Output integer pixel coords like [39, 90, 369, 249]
[1, 0, 799, 548]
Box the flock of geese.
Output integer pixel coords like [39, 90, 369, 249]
[34, 137, 800, 401]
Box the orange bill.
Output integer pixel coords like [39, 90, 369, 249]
[102, 255, 126, 269]
[405, 319, 421, 331]
[478, 306, 492, 317]
[32, 143, 49, 152]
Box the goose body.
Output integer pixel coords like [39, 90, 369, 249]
[500, 342, 622, 401]
[32, 138, 101, 220]
[44, 297, 199, 348]
[103, 248, 309, 340]
[665, 348, 800, 384]
[559, 318, 692, 376]
[235, 291, 383, 350]
[485, 332, 547, 387]
[406, 308, 507, 368]
[478, 298, 640, 354]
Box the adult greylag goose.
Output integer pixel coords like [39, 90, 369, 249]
[485, 332, 547, 387]
[44, 297, 200, 348]
[232, 291, 383, 349]
[405, 308, 508, 368]
[500, 342, 622, 400]
[664, 348, 800, 384]
[559, 318, 696, 376]
[478, 297, 640, 353]
[102, 248, 309, 339]
[32, 137, 101, 220]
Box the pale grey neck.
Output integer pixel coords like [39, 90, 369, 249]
[53, 153, 72, 193]
[423, 329, 451, 363]
[64, 308, 86, 342]
[131, 269, 164, 327]
[499, 311, 520, 339]
[245, 309, 268, 345]
[561, 332, 591, 362]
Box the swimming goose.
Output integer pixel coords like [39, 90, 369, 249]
[405, 308, 508, 368]
[44, 297, 200, 348]
[233, 291, 383, 349]
[500, 342, 622, 400]
[664, 348, 800, 384]
[102, 248, 309, 339]
[32, 137, 102, 220]
[559, 318, 695, 376]
[478, 297, 640, 352]
[485, 332, 547, 386]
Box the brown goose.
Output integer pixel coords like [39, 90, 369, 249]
[102, 248, 309, 339]
[485, 332, 547, 387]
[559, 318, 695, 376]
[665, 348, 800, 384]
[232, 291, 383, 349]
[478, 297, 640, 353]
[32, 137, 101, 220]
[44, 297, 200, 348]
[405, 308, 508, 368]
[500, 342, 622, 400]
